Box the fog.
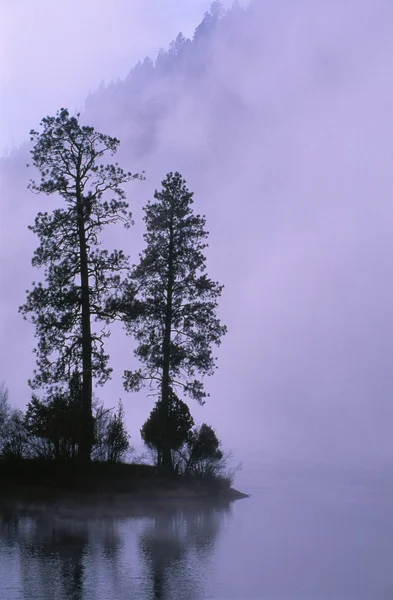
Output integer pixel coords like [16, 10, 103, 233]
[1, 0, 393, 470]
[0, 0, 240, 152]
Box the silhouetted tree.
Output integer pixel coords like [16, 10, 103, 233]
[19, 108, 143, 461]
[141, 391, 194, 469]
[122, 172, 226, 471]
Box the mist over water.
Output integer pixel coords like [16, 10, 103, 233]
[2, 465, 393, 599]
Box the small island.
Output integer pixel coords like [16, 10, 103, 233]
[0, 460, 248, 509]
[0, 111, 247, 506]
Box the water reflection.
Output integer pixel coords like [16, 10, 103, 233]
[139, 504, 226, 599]
[0, 500, 230, 600]
[1, 506, 89, 600]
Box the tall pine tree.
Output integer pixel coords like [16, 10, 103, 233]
[19, 108, 143, 461]
[122, 172, 226, 471]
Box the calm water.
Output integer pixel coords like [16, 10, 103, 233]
[1, 464, 393, 599]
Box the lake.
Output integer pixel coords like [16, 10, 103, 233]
[1, 463, 393, 599]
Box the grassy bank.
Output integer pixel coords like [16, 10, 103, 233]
[0, 459, 248, 503]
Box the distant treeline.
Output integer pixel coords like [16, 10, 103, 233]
[84, 1, 248, 159]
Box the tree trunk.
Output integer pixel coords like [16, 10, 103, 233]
[161, 210, 175, 474]
[77, 190, 93, 463]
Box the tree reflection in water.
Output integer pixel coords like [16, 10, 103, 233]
[1, 506, 89, 600]
[139, 502, 231, 600]
[0, 500, 230, 600]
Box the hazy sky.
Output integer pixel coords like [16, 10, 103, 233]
[1, 0, 393, 470]
[0, 0, 238, 153]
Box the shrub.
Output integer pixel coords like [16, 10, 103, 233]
[141, 392, 194, 468]
[93, 400, 131, 463]
[174, 423, 237, 483]
[25, 391, 81, 460]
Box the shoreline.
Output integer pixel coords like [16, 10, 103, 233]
[0, 483, 249, 504]
[0, 459, 249, 508]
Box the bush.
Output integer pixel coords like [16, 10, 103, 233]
[173, 423, 236, 482]
[25, 391, 131, 464]
[92, 400, 131, 463]
[25, 390, 81, 460]
[141, 392, 194, 468]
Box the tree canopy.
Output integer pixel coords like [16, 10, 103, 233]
[123, 171, 227, 404]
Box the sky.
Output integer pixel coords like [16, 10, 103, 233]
[0, 0, 239, 153]
[1, 0, 393, 471]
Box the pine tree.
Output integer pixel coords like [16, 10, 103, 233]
[19, 108, 143, 462]
[122, 172, 226, 471]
